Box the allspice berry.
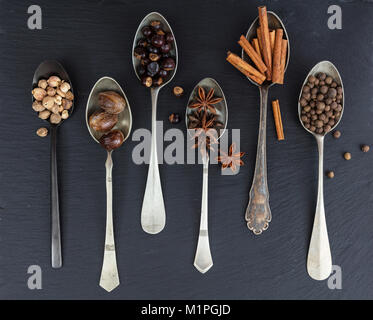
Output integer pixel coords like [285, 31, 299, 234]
[344, 152, 351, 160]
[36, 127, 48, 137]
[326, 171, 334, 179]
[333, 130, 341, 139]
[173, 86, 184, 97]
[361, 144, 370, 153]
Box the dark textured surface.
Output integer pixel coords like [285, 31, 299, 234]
[0, 0, 372, 300]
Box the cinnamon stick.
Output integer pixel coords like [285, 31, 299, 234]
[279, 39, 288, 84]
[238, 35, 267, 74]
[226, 51, 266, 84]
[256, 27, 264, 57]
[258, 6, 272, 80]
[269, 30, 275, 55]
[252, 38, 262, 59]
[272, 99, 284, 140]
[271, 29, 284, 84]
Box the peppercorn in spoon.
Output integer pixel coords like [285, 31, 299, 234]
[242, 10, 290, 235]
[32, 60, 75, 268]
[298, 61, 344, 280]
[186, 78, 228, 273]
[86, 77, 132, 292]
[132, 12, 178, 234]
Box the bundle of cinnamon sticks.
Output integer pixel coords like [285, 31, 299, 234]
[226, 6, 288, 85]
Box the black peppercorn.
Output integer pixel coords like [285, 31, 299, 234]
[166, 32, 174, 43]
[137, 38, 148, 47]
[147, 61, 160, 77]
[151, 34, 165, 48]
[150, 20, 162, 30]
[161, 57, 176, 71]
[142, 26, 153, 38]
[160, 43, 171, 53]
[134, 46, 146, 60]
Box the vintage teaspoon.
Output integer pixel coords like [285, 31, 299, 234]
[186, 78, 228, 273]
[86, 77, 132, 292]
[242, 11, 290, 235]
[32, 60, 74, 268]
[132, 12, 178, 234]
[298, 61, 344, 280]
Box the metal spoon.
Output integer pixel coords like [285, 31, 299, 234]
[242, 12, 290, 235]
[32, 60, 74, 268]
[86, 77, 132, 292]
[186, 78, 228, 273]
[132, 12, 178, 234]
[298, 61, 344, 280]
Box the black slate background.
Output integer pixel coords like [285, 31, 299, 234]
[0, 0, 372, 300]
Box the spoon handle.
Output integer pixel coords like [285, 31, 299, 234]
[245, 86, 272, 235]
[307, 135, 332, 280]
[194, 154, 213, 273]
[99, 151, 120, 292]
[50, 125, 62, 268]
[141, 88, 166, 234]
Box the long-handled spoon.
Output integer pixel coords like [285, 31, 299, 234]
[186, 78, 228, 273]
[86, 77, 132, 292]
[132, 12, 178, 234]
[32, 60, 74, 268]
[242, 12, 290, 235]
[298, 61, 344, 280]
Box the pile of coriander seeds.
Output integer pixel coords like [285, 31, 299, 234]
[300, 72, 343, 135]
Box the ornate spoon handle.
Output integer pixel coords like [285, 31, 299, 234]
[99, 151, 120, 292]
[141, 88, 166, 234]
[307, 135, 332, 280]
[194, 153, 213, 273]
[245, 85, 272, 235]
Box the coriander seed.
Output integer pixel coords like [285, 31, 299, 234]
[361, 144, 370, 153]
[344, 152, 351, 160]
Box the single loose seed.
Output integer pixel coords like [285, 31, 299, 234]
[361, 145, 370, 153]
[36, 127, 48, 137]
[173, 86, 184, 97]
[333, 130, 341, 139]
[326, 171, 334, 179]
[344, 152, 351, 160]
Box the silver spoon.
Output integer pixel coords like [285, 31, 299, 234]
[132, 12, 178, 234]
[242, 12, 290, 235]
[86, 76, 132, 292]
[298, 61, 344, 280]
[186, 78, 228, 273]
[32, 60, 75, 268]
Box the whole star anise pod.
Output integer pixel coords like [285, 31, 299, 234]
[216, 143, 245, 172]
[188, 87, 223, 115]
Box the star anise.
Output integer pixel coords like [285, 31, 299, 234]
[188, 110, 224, 131]
[216, 143, 245, 172]
[188, 87, 223, 115]
[189, 111, 219, 153]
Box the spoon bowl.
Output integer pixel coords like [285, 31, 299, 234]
[85, 76, 132, 292]
[32, 60, 74, 269]
[243, 10, 290, 235]
[32, 60, 75, 126]
[132, 11, 178, 88]
[86, 76, 132, 144]
[185, 77, 227, 274]
[186, 77, 228, 138]
[298, 61, 344, 136]
[242, 11, 290, 87]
